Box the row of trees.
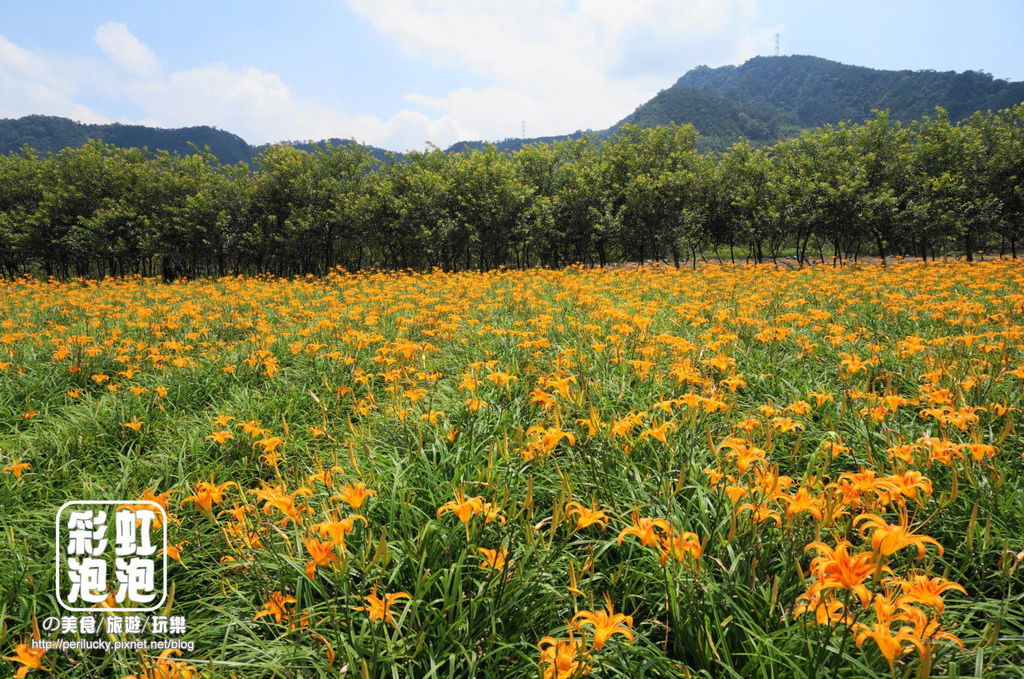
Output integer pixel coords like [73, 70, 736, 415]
[1, 105, 1022, 278]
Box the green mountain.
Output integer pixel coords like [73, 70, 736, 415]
[0, 115, 254, 163]
[445, 130, 609, 154]
[448, 55, 1024, 153]
[4, 56, 1023, 159]
[619, 55, 1024, 148]
[0, 115, 396, 164]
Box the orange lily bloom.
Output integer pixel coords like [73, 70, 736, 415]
[180, 481, 236, 514]
[303, 537, 340, 579]
[718, 437, 767, 474]
[332, 482, 377, 509]
[311, 514, 367, 544]
[4, 641, 45, 679]
[253, 591, 297, 624]
[617, 515, 672, 549]
[659, 530, 702, 565]
[793, 594, 853, 626]
[254, 436, 284, 454]
[436, 492, 505, 524]
[891, 574, 966, 613]
[2, 461, 31, 480]
[521, 425, 576, 460]
[537, 631, 590, 679]
[854, 621, 925, 664]
[565, 501, 609, 531]
[805, 540, 884, 607]
[212, 414, 234, 427]
[572, 596, 635, 650]
[771, 416, 804, 433]
[251, 483, 313, 526]
[478, 547, 508, 571]
[354, 585, 411, 625]
[639, 421, 674, 444]
[206, 429, 234, 445]
[307, 465, 345, 487]
[738, 502, 782, 526]
[900, 606, 964, 653]
[122, 649, 199, 679]
[877, 471, 934, 501]
[854, 510, 943, 559]
[781, 487, 823, 521]
[162, 540, 190, 563]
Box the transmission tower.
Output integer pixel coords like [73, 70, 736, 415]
[774, 33, 780, 57]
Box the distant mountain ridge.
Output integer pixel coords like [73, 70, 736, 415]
[0, 115, 397, 164]
[624, 55, 1024, 147]
[450, 55, 1024, 152]
[0, 115, 254, 163]
[2, 56, 1023, 160]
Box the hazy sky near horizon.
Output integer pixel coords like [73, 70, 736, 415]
[1, 1, 1021, 151]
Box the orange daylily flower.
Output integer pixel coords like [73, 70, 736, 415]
[521, 425, 576, 460]
[781, 487, 823, 521]
[738, 502, 782, 526]
[206, 430, 234, 445]
[572, 596, 635, 650]
[254, 436, 284, 454]
[123, 649, 198, 679]
[4, 641, 45, 679]
[3, 461, 31, 480]
[890, 574, 966, 613]
[617, 515, 672, 549]
[332, 482, 377, 509]
[853, 621, 925, 664]
[162, 540, 190, 563]
[538, 631, 590, 679]
[251, 483, 313, 526]
[436, 491, 505, 525]
[307, 465, 345, 487]
[805, 539, 885, 607]
[854, 510, 944, 559]
[311, 514, 367, 544]
[303, 537, 340, 579]
[253, 591, 297, 624]
[478, 547, 508, 571]
[180, 481, 236, 514]
[639, 421, 674, 444]
[354, 585, 411, 625]
[565, 501, 609, 531]
[659, 530, 702, 566]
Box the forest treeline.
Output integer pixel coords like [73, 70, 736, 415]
[1, 105, 1022, 278]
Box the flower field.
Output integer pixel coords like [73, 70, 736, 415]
[2, 261, 1024, 678]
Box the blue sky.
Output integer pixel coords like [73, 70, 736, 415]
[1, 1, 1021, 151]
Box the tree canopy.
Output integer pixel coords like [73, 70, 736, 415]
[1, 104, 1022, 279]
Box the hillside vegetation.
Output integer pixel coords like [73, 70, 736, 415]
[3, 56, 1021, 158]
[0, 103, 1022, 279]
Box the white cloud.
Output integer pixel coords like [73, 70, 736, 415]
[0, 27, 468, 151]
[0, 34, 110, 123]
[94, 21, 159, 77]
[346, 0, 775, 141]
[128, 63, 471, 150]
[1, 6, 774, 151]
